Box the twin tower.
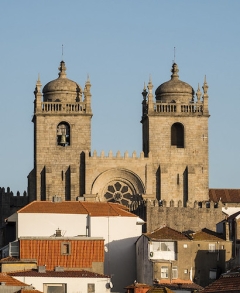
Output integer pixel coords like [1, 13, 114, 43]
[28, 61, 210, 208]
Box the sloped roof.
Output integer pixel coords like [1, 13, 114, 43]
[17, 289, 43, 293]
[147, 287, 174, 293]
[201, 272, 240, 292]
[0, 272, 28, 286]
[156, 279, 203, 291]
[190, 228, 225, 241]
[9, 269, 109, 278]
[16, 201, 136, 217]
[145, 226, 189, 241]
[125, 283, 152, 289]
[209, 189, 240, 203]
[19, 238, 104, 270]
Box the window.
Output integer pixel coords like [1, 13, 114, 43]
[44, 283, 66, 293]
[209, 243, 216, 253]
[161, 266, 168, 278]
[57, 122, 70, 146]
[171, 123, 184, 148]
[172, 266, 178, 279]
[88, 283, 95, 293]
[209, 269, 217, 279]
[183, 244, 188, 248]
[61, 242, 71, 255]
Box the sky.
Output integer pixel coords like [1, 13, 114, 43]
[0, 1, 240, 193]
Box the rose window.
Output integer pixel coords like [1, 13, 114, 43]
[104, 181, 133, 206]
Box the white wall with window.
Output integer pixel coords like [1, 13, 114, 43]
[11, 275, 110, 293]
[149, 241, 176, 260]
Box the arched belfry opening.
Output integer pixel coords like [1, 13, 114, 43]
[171, 122, 184, 148]
[57, 122, 70, 146]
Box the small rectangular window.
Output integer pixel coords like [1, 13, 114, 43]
[88, 283, 95, 293]
[44, 283, 66, 293]
[209, 243, 216, 253]
[61, 242, 71, 255]
[161, 266, 168, 279]
[172, 266, 178, 279]
[183, 244, 188, 248]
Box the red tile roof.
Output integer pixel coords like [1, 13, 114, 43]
[9, 269, 109, 278]
[145, 226, 189, 241]
[201, 272, 240, 292]
[209, 189, 240, 203]
[156, 279, 203, 291]
[16, 289, 43, 293]
[0, 272, 28, 286]
[19, 238, 104, 270]
[190, 228, 225, 241]
[16, 201, 136, 217]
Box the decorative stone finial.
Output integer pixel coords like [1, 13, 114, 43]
[142, 82, 147, 101]
[196, 83, 202, 102]
[202, 75, 208, 94]
[58, 60, 67, 78]
[171, 63, 179, 80]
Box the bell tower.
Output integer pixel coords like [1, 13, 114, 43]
[141, 63, 209, 205]
[28, 61, 92, 202]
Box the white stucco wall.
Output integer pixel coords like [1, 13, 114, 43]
[12, 275, 110, 293]
[17, 213, 88, 237]
[91, 216, 142, 293]
[11, 212, 142, 293]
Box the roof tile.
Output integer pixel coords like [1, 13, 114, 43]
[16, 201, 136, 217]
[209, 189, 240, 203]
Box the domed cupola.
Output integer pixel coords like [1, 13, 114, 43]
[155, 63, 194, 103]
[42, 61, 82, 103]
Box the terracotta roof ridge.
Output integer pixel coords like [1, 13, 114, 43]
[78, 201, 90, 214]
[17, 200, 37, 213]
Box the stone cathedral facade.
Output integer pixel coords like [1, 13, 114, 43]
[1, 60, 224, 235]
[28, 61, 210, 205]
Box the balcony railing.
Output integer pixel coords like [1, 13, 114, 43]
[40, 102, 86, 113]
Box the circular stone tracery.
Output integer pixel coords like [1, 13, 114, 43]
[104, 181, 133, 206]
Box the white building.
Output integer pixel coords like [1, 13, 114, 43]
[5, 201, 144, 292]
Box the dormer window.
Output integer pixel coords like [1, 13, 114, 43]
[57, 122, 70, 146]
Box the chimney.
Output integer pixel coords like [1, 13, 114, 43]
[224, 221, 230, 241]
[55, 228, 62, 237]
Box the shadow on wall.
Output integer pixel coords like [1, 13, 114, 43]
[104, 236, 139, 293]
[194, 250, 226, 288]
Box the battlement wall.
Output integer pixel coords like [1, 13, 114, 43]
[133, 199, 224, 233]
[89, 150, 151, 160]
[0, 187, 29, 227]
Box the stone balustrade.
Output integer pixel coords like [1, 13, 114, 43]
[154, 102, 203, 113]
[40, 102, 86, 113]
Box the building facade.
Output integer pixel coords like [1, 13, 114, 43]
[27, 61, 210, 206]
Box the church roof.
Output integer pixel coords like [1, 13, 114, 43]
[209, 188, 240, 203]
[42, 60, 81, 102]
[16, 201, 137, 217]
[155, 63, 194, 103]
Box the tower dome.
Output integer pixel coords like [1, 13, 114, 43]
[42, 61, 82, 103]
[155, 63, 194, 103]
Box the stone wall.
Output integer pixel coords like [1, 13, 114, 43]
[145, 200, 224, 232]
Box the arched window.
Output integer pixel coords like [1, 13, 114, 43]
[171, 123, 184, 148]
[57, 122, 70, 146]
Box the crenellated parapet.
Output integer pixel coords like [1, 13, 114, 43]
[143, 198, 224, 233]
[89, 150, 152, 160]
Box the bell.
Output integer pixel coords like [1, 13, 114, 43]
[60, 134, 66, 145]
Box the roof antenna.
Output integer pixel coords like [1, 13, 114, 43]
[173, 47, 176, 63]
[62, 44, 64, 60]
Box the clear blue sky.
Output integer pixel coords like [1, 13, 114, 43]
[1, 1, 240, 193]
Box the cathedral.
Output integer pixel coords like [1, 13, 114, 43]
[28, 61, 210, 206]
[1, 60, 224, 238]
